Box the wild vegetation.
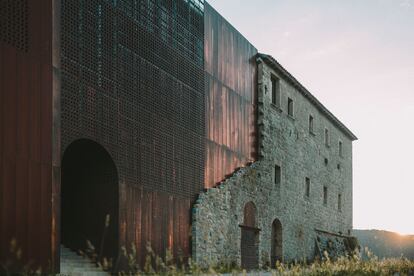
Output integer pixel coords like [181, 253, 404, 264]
[2, 220, 414, 275]
[1, 238, 414, 275]
[99, 244, 414, 275]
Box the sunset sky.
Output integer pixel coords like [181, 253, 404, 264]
[207, 0, 414, 235]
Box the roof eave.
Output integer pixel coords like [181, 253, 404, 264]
[257, 53, 358, 141]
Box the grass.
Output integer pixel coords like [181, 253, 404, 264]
[109, 245, 414, 275]
[1, 237, 414, 275]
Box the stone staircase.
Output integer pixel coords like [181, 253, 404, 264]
[60, 246, 109, 275]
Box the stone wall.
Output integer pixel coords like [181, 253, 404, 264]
[192, 56, 354, 268]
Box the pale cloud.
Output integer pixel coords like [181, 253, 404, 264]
[400, 0, 412, 7]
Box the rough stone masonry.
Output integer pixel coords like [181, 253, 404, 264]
[192, 54, 357, 268]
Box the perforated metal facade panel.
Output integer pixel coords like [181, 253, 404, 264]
[0, 0, 28, 52]
[61, 0, 204, 197]
[61, 0, 205, 264]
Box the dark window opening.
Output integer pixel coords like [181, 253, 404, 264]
[323, 186, 328, 205]
[325, 128, 330, 146]
[274, 165, 281, 185]
[339, 141, 343, 157]
[338, 194, 342, 211]
[309, 115, 314, 134]
[305, 177, 310, 198]
[324, 158, 328, 166]
[337, 163, 341, 170]
[288, 98, 294, 116]
[271, 75, 280, 107]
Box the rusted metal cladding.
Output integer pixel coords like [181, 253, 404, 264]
[204, 3, 257, 188]
[0, 0, 58, 272]
[122, 187, 191, 265]
[60, 0, 204, 266]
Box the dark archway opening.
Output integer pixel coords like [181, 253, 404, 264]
[271, 218, 283, 267]
[240, 201, 259, 270]
[61, 139, 119, 262]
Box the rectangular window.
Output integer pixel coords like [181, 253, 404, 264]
[288, 98, 294, 116]
[339, 141, 343, 157]
[324, 128, 330, 146]
[323, 186, 328, 205]
[274, 165, 281, 185]
[309, 115, 314, 134]
[271, 75, 281, 107]
[305, 177, 310, 198]
[338, 193, 342, 211]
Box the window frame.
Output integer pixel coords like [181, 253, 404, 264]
[338, 193, 342, 211]
[324, 128, 330, 147]
[309, 115, 314, 134]
[271, 75, 281, 108]
[274, 164, 281, 185]
[323, 186, 328, 206]
[338, 140, 343, 157]
[305, 177, 311, 198]
[287, 97, 294, 117]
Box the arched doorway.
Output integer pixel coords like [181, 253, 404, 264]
[271, 218, 283, 267]
[61, 139, 119, 262]
[240, 202, 259, 269]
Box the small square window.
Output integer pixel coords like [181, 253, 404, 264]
[323, 186, 328, 205]
[305, 177, 310, 198]
[274, 165, 281, 185]
[288, 98, 294, 116]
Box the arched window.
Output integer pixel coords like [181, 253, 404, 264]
[243, 201, 257, 227]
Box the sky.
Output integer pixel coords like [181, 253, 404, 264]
[207, 0, 414, 235]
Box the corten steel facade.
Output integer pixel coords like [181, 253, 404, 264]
[0, 0, 356, 273]
[204, 3, 257, 188]
[1, 0, 258, 273]
[0, 0, 61, 272]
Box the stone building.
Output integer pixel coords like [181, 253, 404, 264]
[192, 55, 357, 268]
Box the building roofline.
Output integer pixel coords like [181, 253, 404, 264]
[257, 53, 358, 141]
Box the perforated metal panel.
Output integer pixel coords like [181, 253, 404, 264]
[0, 0, 28, 51]
[61, 0, 205, 197]
[61, 0, 204, 265]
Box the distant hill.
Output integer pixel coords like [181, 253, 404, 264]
[353, 229, 414, 260]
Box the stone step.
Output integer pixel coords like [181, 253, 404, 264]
[61, 257, 95, 263]
[60, 245, 109, 275]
